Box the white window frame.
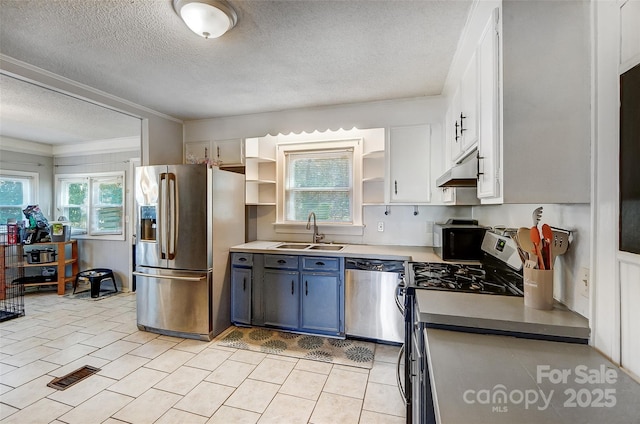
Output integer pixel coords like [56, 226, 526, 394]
[0, 170, 39, 223]
[55, 171, 125, 241]
[275, 138, 363, 236]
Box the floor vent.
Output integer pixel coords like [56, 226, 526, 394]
[47, 365, 101, 390]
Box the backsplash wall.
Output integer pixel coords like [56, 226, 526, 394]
[472, 203, 591, 318]
[254, 204, 473, 246]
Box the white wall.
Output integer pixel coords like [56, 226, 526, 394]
[591, 0, 640, 382]
[0, 56, 184, 166]
[472, 203, 590, 318]
[185, 96, 461, 246]
[0, 138, 54, 218]
[254, 204, 472, 246]
[54, 150, 140, 292]
[184, 96, 446, 141]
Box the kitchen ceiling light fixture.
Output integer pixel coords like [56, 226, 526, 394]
[173, 0, 237, 39]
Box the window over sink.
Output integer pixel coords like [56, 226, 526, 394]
[274, 131, 366, 236]
[285, 148, 353, 223]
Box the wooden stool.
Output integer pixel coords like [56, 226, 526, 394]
[74, 269, 117, 298]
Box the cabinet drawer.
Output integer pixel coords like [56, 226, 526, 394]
[231, 252, 253, 267]
[302, 256, 340, 271]
[264, 254, 299, 269]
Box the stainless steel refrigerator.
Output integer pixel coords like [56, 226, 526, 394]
[133, 164, 244, 341]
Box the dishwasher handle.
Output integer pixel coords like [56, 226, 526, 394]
[395, 279, 406, 315]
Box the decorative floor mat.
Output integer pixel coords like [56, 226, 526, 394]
[64, 289, 120, 301]
[214, 326, 376, 369]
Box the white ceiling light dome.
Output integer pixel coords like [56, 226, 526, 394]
[173, 0, 238, 39]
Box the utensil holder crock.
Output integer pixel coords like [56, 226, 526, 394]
[523, 268, 554, 310]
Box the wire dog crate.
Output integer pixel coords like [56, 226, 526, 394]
[0, 225, 25, 322]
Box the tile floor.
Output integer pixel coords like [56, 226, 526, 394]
[0, 291, 405, 424]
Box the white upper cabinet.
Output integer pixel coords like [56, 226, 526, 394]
[213, 138, 244, 167]
[387, 124, 431, 204]
[476, 8, 500, 199]
[455, 1, 590, 204]
[459, 50, 479, 153]
[184, 140, 211, 164]
[620, 0, 640, 70]
[447, 52, 479, 166]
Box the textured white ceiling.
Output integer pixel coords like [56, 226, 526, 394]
[0, 74, 141, 145]
[0, 0, 472, 144]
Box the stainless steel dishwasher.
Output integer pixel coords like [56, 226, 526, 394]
[345, 258, 405, 344]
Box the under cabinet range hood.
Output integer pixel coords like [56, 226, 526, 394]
[436, 150, 479, 187]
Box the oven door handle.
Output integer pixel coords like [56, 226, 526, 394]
[396, 343, 408, 405]
[395, 279, 406, 315]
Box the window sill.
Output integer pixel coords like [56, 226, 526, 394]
[71, 234, 125, 241]
[273, 222, 364, 237]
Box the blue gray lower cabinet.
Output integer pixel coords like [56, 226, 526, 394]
[230, 252, 345, 337]
[263, 269, 300, 329]
[300, 273, 341, 334]
[230, 267, 252, 325]
[230, 253, 253, 325]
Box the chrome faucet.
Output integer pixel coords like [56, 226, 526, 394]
[306, 212, 324, 243]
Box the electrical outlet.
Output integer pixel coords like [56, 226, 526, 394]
[377, 221, 384, 232]
[579, 267, 589, 298]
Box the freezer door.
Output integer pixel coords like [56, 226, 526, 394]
[135, 266, 211, 339]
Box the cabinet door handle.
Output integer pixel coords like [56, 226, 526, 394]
[291, 280, 294, 295]
[243, 277, 246, 291]
[305, 280, 308, 296]
[238, 257, 247, 262]
[277, 259, 286, 264]
[477, 151, 485, 178]
[459, 112, 467, 133]
[454, 120, 460, 141]
[315, 261, 325, 266]
[204, 147, 209, 159]
[217, 146, 221, 159]
[394, 180, 398, 195]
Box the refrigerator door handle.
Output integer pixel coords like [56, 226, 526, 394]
[159, 172, 168, 259]
[133, 271, 207, 281]
[167, 172, 177, 260]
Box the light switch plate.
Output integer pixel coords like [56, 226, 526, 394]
[579, 267, 589, 298]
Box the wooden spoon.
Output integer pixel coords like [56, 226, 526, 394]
[541, 224, 553, 269]
[517, 227, 534, 259]
[530, 226, 545, 270]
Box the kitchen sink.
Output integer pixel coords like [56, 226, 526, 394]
[275, 243, 312, 249]
[308, 244, 345, 251]
[273, 242, 345, 251]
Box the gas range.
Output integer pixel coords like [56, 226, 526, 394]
[408, 258, 523, 296]
[407, 231, 524, 296]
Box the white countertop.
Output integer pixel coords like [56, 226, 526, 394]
[415, 290, 590, 340]
[230, 240, 441, 262]
[426, 329, 640, 424]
